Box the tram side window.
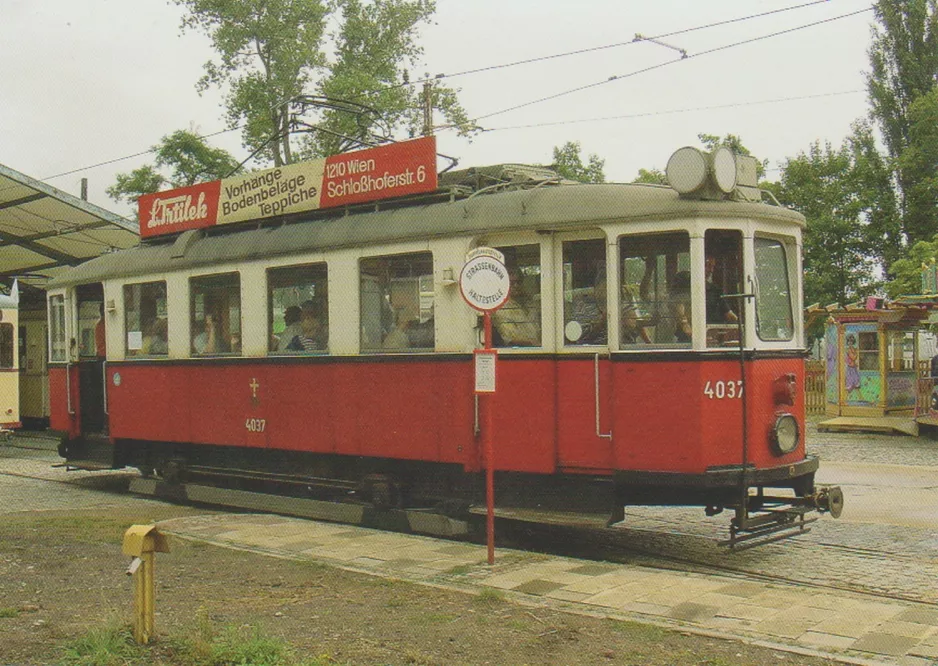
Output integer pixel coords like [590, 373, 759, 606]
[754, 237, 794, 341]
[360, 252, 434, 352]
[492, 244, 541, 347]
[49, 295, 66, 362]
[190, 273, 241, 356]
[619, 233, 691, 348]
[268, 264, 328, 354]
[0, 323, 12, 369]
[563, 239, 607, 346]
[705, 230, 742, 348]
[124, 281, 168, 357]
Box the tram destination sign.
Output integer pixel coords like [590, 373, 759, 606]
[137, 137, 438, 238]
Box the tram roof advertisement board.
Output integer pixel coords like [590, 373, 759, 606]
[137, 136, 438, 239]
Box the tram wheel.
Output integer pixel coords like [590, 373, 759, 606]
[363, 474, 401, 510]
[160, 458, 187, 485]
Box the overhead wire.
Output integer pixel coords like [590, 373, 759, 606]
[460, 6, 874, 126]
[374, 0, 840, 91]
[38, 127, 239, 183]
[480, 90, 864, 132]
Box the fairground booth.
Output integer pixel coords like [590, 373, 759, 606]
[814, 291, 938, 435]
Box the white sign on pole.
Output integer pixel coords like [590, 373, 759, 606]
[474, 349, 497, 393]
[459, 247, 510, 312]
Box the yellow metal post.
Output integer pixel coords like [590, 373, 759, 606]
[122, 525, 169, 645]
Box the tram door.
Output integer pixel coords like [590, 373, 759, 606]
[75, 284, 108, 435]
[556, 237, 614, 471]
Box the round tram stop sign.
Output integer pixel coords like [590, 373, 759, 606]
[459, 247, 510, 312]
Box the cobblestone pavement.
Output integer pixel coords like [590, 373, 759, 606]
[807, 417, 938, 467]
[0, 436, 165, 515]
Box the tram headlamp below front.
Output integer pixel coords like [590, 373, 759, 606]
[770, 414, 800, 455]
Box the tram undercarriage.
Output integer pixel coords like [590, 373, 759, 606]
[58, 435, 843, 549]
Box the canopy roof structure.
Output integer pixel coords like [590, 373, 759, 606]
[0, 162, 139, 288]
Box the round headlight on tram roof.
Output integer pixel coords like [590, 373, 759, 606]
[711, 146, 738, 194]
[771, 413, 800, 455]
[666, 147, 708, 194]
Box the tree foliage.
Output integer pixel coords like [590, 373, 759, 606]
[896, 87, 938, 248]
[771, 126, 885, 307]
[697, 133, 767, 180]
[550, 141, 606, 183]
[886, 236, 938, 297]
[309, 0, 474, 158]
[867, 0, 938, 246]
[107, 130, 239, 208]
[175, 0, 474, 165]
[632, 168, 667, 185]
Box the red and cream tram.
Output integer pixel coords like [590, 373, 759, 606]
[1, 281, 19, 439]
[46, 138, 842, 546]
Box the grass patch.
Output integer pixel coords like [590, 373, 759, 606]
[182, 624, 294, 665]
[605, 618, 670, 640]
[445, 563, 474, 576]
[365, 576, 401, 589]
[60, 622, 145, 666]
[473, 587, 507, 605]
[0, 508, 205, 544]
[0, 607, 20, 618]
[417, 611, 458, 625]
[58, 614, 333, 666]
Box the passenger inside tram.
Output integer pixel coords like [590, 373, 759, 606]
[570, 269, 608, 345]
[193, 313, 221, 354]
[142, 318, 168, 355]
[669, 271, 693, 343]
[705, 230, 743, 346]
[621, 304, 651, 344]
[275, 305, 303, 352]
[382, 307, 413, 350]
[492, 248, 541, 347]
[619, 232, 692, 348]
[287, 300, 327, 352]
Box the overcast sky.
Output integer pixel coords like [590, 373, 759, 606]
[2, 0, 875, 219]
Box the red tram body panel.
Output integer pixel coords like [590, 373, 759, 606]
[50, 354, 808, 478]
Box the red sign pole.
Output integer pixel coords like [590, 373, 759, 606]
[459, 247, 508, 567]
[482, 311, 495, 565]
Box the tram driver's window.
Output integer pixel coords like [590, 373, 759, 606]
[190, 273, 241, 356]
[705, 230, 742, 348]
[360, 252, 434, 352]
[124, 281, 168, 357]
[754, 237, 794, 341]
[268, 264, 328, 354]
[492, 244, 541, 347]
[619, 232, 691, 348]
[563, 239, 607, 346]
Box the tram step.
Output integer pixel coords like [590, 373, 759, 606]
[468, 506, 611, 528]
[128, 478, 470, 537]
